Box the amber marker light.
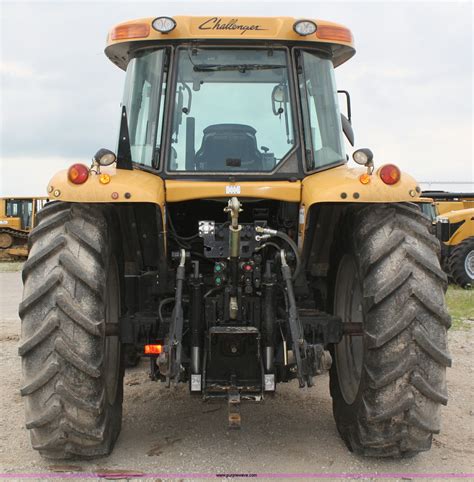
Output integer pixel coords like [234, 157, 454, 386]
[144, 344, 163, 355]
[316, 25, 353, 43]
[68, 163, 89, 185]
[379, 164, 401, 185]
[359, 173, 371, 185]
[99, 173, 111, 185]
[110, 23, 150, 40]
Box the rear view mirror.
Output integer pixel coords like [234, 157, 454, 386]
[272, 84, 285, 103]
[341, 114, 354, 146]
[272, 84, 287, 115]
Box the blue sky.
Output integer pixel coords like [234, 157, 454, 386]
[1, 0, 472, 195]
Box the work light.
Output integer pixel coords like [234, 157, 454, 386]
[352, 148, 373, 166]
[94, 148, 117, 166]
[293, 20, 317, 36]
[152, 16, 177, 33]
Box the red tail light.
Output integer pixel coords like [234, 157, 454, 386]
[379, 164, 401, 185]
[68, 163, 89, 185]
[144, 344, 163, 355]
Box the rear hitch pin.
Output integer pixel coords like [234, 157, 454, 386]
[228, 389, 241, 429]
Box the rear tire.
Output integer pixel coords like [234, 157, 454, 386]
[448, 238, 474, 288]
[329, 203, 452, 457]
[19, 202, 124, 459]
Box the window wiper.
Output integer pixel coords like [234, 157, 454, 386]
[193, 63, 286, 72]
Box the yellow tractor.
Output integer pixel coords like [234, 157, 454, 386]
[423, 192, 474, 288]
[19, 16, 451, 460]
[0, 197, 48, 259]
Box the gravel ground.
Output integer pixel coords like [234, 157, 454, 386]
[0, 270, 473, 479]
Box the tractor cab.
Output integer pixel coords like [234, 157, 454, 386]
[108, 17, 354, 179]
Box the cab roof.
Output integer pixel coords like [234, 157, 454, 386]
[105, 16, 355, 70]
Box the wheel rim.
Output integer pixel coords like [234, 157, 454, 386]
[334, 254, 364, 405]
[105, 257, 120, 404]
[465, 250, 474, 280]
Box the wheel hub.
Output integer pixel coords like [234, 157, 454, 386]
[465, 250, 474, 280]
[105, 258, 120, 404]
[334, 255, 364, 405]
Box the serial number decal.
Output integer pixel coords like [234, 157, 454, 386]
[226, 185, 241, 195]
[198, 17, 268, 35]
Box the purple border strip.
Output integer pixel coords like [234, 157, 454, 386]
[1, 473, 474, 479]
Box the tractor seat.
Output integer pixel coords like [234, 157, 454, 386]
[194, 124, 262, 171]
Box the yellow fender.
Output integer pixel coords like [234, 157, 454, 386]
[47, 167, 165, 207]
[299, 165, 421, 243]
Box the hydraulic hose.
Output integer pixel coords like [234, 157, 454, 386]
[256, 227, 301, 281]
[273, 231, 301, 281]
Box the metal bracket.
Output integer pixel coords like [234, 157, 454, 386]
[166, 249, 187, 387]
[280, 250, 312, 388]
[228, 390, 241, 429]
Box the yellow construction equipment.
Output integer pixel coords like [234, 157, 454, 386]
[18, 16, 451, 461]
[424, 192, 474, 287]
[0, 197, 48, 259]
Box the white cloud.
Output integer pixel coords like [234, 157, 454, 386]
[0, 157, 70, 197]
[0, 61, 35, 79]
[0, 61, 56, 81]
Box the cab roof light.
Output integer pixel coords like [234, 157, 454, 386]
[110, 23, 150, 41]
[316, 25, 353, 43]
[152, 16, 177, 34]
[293, 20, 317, 36]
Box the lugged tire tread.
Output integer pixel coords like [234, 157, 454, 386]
[365, 303, 417, 349]
[411, 371, 448, 405]
[28, 210, 71, 245]
[58, 251, 104, 299]
[54, 337, 101, 378]
[18, 311, 59, 356]
[20, 360, 60, 396]
[19, 201, 123, 459]
[22, 236, 67, 282]
[363, 391, 415, 423]
[413, 325, 452, 367]
[330, 203, 451, 458]
[365, 265, 412, 306]
[366, 351, 415, 389]
[55, 380, 104, 415]
[18, 272, 62, 318]
[65, 222, 104, 265]
[26, 400, 61, 429]
[56, 289, 102, 336]
[407, 408, 441, 433]
[35, 201, 69, 223]
[361, 230, 405, 276]
[405, 244, 448, 284]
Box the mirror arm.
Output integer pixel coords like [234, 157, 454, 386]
[338, 90, 352, 123]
